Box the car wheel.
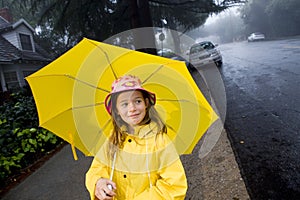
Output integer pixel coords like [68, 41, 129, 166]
[216, 61, 222, 67]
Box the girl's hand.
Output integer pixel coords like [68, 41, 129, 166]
[95, 178, 117, 200]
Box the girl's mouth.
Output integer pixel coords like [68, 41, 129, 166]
[129, 113, 139, 118]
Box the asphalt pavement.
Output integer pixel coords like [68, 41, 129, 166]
[1, 146, 92, 200]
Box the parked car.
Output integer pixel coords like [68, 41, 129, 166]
[189, 41, 222, 67]
[158, 49, 195, 71]
[157, 48, 178, 59]
[247, 32, 265, 42]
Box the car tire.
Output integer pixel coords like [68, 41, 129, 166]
[216, 61, 222, 67]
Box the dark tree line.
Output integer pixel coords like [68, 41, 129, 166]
[3, 0, 245, 55]
[240, 0, 300, 38]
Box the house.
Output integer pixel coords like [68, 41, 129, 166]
[0, 8, 52, 92]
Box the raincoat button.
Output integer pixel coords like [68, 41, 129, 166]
[123, 174, 127, 178]
[128, 139, 132, 142]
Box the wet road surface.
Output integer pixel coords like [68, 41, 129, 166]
[218, 38, 300, 199]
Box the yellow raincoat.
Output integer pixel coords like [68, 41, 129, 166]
[86, 122, 187, 199]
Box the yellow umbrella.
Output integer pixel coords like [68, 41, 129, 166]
[26, 38, 218, 160]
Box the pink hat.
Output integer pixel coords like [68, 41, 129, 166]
[105, 75, 156, 115]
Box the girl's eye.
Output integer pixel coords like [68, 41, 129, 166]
[120, 103, 128, 107]
[135, 99, 142, 104]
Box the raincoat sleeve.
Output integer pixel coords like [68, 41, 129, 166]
[134, 135, 188, 200]
[85, 142, 110, 200]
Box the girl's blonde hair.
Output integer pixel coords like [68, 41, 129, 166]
[108, 90, 167, 157]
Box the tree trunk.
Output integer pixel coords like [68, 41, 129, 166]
[128, 0, 157, 55]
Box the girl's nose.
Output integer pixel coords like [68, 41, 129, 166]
[128, 102, 136, 112]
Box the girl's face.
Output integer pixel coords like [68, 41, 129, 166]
[116, 90, 149, 128]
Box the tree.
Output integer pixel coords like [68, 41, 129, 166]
[149, 0, 246, 53]
[150, 0, 215, 54]
[1, 0, 34, 23]
[240, 0, 300, 38]
[265, 0, 300, 36]
[240, 0, 271, 35]
[125, 0, 157, 54]
[9, 0, 246, 55]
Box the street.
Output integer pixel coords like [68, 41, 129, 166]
[212, 37, 300, 199]
[1, 36, 299, 200]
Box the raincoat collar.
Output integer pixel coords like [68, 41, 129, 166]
[120, 122, 158, 138]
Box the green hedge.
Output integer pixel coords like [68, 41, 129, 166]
[0, 88, 62, 183]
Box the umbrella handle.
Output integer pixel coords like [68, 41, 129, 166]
[110, 152, 116, 180]
[71, 143, 78, 160]
[68, 132, 78, 160]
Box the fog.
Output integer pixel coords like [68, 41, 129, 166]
[187, 8, 245, 44]
[188, 0, 300, 44]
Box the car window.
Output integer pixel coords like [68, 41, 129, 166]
[190, 42, 215, 54]
[163, 51, 177, 58]
[200, 42, 214, 50]
[190, 45, 202, 54]
[158, 49, 177, 58]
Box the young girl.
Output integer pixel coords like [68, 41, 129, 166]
[86, 75, 187, 200]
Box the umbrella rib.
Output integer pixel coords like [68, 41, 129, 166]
[157, 99, 191, 103]
[72, 102, 104, 110]
[166, 124, 176, 133]
[30, 74, 110, 93]
[142, 61, 179, 84]
[142, 64, 164, 84]
[98, 118, 112, 134]
[65, 75, 110, 93]
[87, 40, 118, 80]
[157, 99, 200, 106]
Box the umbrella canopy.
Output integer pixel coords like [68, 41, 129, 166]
[26, 38, 218, 159]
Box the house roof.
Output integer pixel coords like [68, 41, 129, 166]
[0, 35, 52, 63]
[0, 35, 20, 62]
[13, 19, 35, 32]
[0, 16, 11, 29]
[0, 18, 52, 63]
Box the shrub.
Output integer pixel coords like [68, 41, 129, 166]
[0, 88, 61, 183]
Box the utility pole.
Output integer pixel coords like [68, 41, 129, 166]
[159, 19, 167, 56]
